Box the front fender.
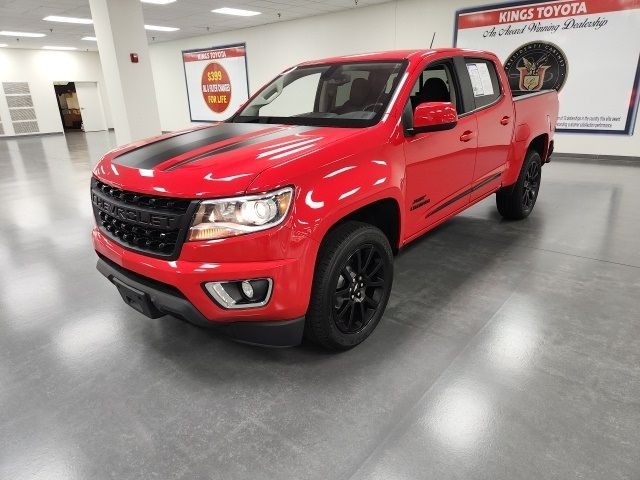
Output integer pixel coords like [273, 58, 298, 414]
[249, 137, 405, 245]
[291, 145, 404, 245]
[243, 139, 404, 315]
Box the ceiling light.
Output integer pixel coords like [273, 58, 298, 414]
[141, 0, 177, 4]
[0, 31, 46, 38]
[43, 15, 93, 24]
[0, 43, 8, 47]
[82, 36, 97, 41]
[144, 24, 179, 31]
[212, 7, 261, 16]
[42, 46, 78, 51]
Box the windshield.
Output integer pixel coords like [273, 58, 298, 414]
[232, 61, 406, 128]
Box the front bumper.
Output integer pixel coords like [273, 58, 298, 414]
[92, 226, 317, 347]
[97, 255, 305, 347]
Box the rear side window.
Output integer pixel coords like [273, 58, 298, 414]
[464, 58, 501, 109]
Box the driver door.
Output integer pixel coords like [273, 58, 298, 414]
[403, 59, 478, 239]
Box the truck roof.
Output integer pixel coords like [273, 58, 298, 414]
[297, 48, 487, 66]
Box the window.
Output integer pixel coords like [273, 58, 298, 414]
[408, 63, 459, 112]
[334, 70, 370, 109]
[233, 61, 405, 128]
[260, 73, 321, 117]
[464, 58, 501, 109]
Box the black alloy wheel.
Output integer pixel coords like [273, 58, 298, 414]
[333, 244, 387, 334]
[496, 149, 543, 220]
[305, 221, 394, 350]
[522, 160, 541, 211]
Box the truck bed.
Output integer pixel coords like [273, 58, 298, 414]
[512, 89, 559, 163]
[512, 89, 555, 99]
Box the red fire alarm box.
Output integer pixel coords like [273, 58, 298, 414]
[130, 53, 139, 63]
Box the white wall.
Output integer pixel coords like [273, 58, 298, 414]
[0, 1, 636, 155]
[149, 0, 639, 157]
[0, 48, 113, 136]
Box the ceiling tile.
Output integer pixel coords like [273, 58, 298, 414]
[0, 0, 394, 51]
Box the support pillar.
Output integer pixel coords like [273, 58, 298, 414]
[88, 0, 162, 145]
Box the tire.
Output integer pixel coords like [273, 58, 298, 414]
[305, 221, 394, 350]
[496, 149, 542, 220]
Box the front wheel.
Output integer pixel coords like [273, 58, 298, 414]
[305, 221, 394, 350]
[496, 149, 542, 220]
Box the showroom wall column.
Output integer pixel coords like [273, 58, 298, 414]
[88, 0, 162, 145]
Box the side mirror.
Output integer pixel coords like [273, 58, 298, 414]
[409, 101, 458, 135]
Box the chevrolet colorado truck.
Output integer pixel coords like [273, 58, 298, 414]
[92, 48, 558, 350]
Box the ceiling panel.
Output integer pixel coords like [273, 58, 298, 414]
[0, 0, 392, 51]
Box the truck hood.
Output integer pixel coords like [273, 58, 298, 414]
[93, 123, 361, 198]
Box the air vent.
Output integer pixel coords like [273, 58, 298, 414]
[10, 108, 36, 121]
[2, 82, 30, 95]
[2, 82, 39, 135]
[6, 95, 33, 108]
[12, 121, 40, 134]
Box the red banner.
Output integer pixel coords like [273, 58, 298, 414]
[183, 47, 246, 63]
[458, 0, 638, 29]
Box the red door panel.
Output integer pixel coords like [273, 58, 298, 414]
[466, 58, 515, 201]
[472, 95, 514, 200]
[403, 113, 478, 239]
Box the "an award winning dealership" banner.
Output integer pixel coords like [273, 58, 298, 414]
[455, 0, 640, 134]
[182, 43, 250, 122]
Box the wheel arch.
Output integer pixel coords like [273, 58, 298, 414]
[528, 133, 550, 162]
[315, 196, 403, 254]
[504, 132, 550, 186]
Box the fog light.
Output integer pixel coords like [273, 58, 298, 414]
[241, 280, 254, 299]
[204, 278, 272, 309]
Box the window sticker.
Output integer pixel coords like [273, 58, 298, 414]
[476, 63, 495, 96]
[467, 63, 495, 97]
[467, 64, 484, 96]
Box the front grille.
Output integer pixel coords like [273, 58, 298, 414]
[94, 179, 191, 212]
[91, 178, 196, 259]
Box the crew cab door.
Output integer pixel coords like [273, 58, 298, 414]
[403, 58, 478, 239]
[463, 57, 515, 201]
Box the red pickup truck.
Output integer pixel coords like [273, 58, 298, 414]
[92, 48, 558, 349]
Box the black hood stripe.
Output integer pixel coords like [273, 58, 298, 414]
[112, 123, 318, 170]
[163, 125, 318, 171]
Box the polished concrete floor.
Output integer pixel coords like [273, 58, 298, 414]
[1, 131, 639, 480]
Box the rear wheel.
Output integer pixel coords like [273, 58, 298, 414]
[496, 150, 542, 220]
[305, 221, 393, 350]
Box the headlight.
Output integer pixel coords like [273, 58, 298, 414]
[188, 187, 293, 241]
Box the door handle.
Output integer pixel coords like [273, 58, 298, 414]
[459, 130, 475, 142]
[500, 116, 511, 125]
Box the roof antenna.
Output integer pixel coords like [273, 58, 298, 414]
[429, 32, 436, 48]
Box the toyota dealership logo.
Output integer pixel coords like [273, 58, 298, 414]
[504, 41, 568, 92]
